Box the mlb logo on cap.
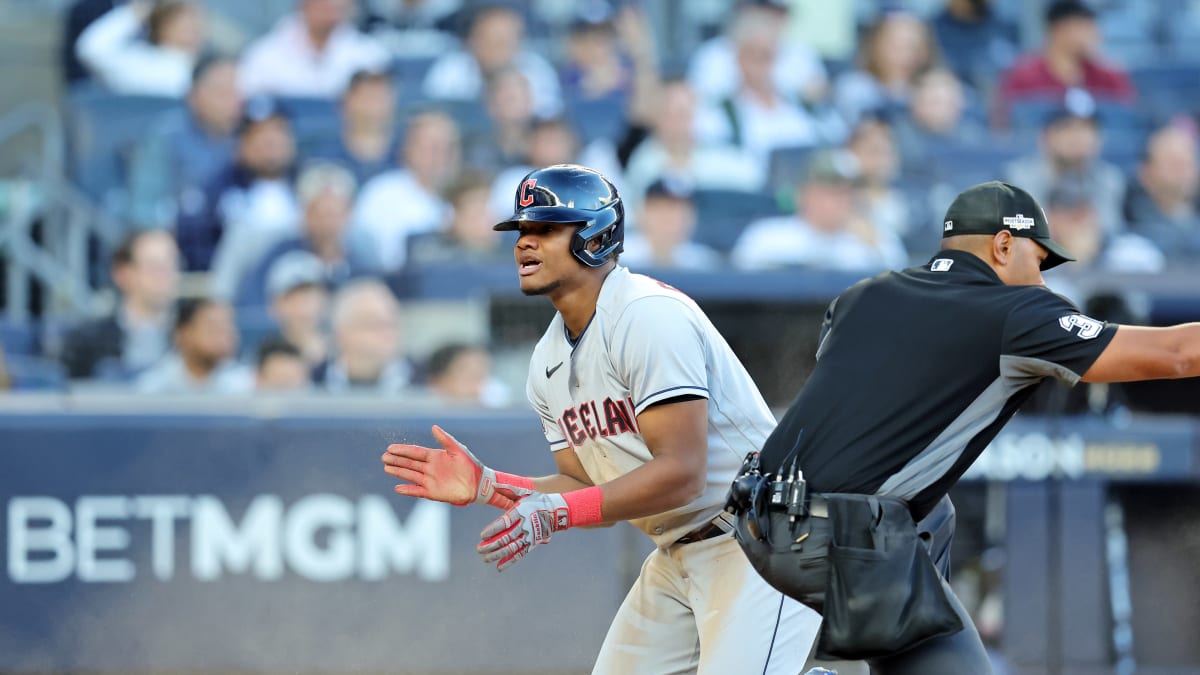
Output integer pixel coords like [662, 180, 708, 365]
[1002, 214, 1036, 231]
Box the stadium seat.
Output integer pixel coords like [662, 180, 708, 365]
[235, 308, 280, 362]
[422, 99, 492, 136]
[1130, 62, 1200, 120]
[0, 316, 36, 356]
[691, 189, 782, 253]
[931, 144, 1028, 192]
[4, 355, 67, 391]
[276, 97, 342, 147]
[1009, 98, 1146, 136]
[565, 94, 628, 144]
[64, 86, 182, 207]
[766, 144, 826, 195]
[392, 56, 438, 101]
[1101, 129, 1149, 174]
[90, 357, 139, 384]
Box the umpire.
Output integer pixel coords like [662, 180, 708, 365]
[728, 181, 1200, 673]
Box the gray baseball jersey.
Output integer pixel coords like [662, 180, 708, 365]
[526, 266, 776, 546]
[525, 266, 824, 674]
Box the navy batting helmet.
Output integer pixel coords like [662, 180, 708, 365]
[493, 164, 624, 268]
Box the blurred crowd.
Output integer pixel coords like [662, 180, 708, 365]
[2, 0, 1200, 399]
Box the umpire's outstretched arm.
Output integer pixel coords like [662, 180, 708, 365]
[1083, 323, 1200, 382]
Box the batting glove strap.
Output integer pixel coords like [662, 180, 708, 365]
[477, 468, 536, 508]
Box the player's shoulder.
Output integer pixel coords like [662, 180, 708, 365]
[602, 268, 700, 320]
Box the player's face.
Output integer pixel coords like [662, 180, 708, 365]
[514, 221, 580, 297]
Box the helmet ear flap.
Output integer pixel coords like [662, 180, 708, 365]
[570, 198, 624, 267]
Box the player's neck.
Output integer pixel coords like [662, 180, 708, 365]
[552, 267, 614, 339]
[554, 287, 601, 339]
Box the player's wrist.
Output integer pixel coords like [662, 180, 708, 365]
[561, 485, 605, 528]
[492, 470, 535, 492]
[475, 468, 536, 508]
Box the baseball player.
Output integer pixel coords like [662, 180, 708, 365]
[382, 164, 826, 674]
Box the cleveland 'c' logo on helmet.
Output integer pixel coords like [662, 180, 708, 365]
[519, 178, 537, 207]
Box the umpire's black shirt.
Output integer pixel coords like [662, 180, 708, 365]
[760, 250, 1117, 519]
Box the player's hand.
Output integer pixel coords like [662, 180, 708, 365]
[382, 425, 531, 508]
[477, 492, 570, 572]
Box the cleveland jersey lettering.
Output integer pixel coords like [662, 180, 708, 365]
[556, 396, 639, 447]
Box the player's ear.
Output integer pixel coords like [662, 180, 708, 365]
[991, 231, 1013, 266]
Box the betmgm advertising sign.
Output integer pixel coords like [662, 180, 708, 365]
[0, 414, 622, 674]
[8, 494, 447, 584]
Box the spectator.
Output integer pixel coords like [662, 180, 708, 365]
[695, 10, 828, 165]
[421, 4, 562, 118]
[892, 66, 988, 178]
[127, 55, 243, 229]
[993, 0, 1135, 128]
[62, 0, 117, 86]
[176, 96, 299, 272]
[353, 110, 461, 271]
[464, 67, 537, 172]
[1044, 179, 1164, 276]
[559, 3, 650, 105]
[76, 0, 207, 96]
[931, 0, 1018, 93]
[487, 117, 580, 219]
[265, 251, 332, 367]
[316, 279, 417, 394]
[732, 149, 907, 271]
[409, 171, 510, 266]
[233, 162, 379, 306]
[620, 179, 721, 271]
[686, 0, 827, 104]
[136, 297, 254, 394]
[1122, 122, 1200, 259]
[302, 69, 399, 185]
[625, 79, 765, 202]
[60, 230, 180, 380]
[1004, 97, 1125, 235]
[422, 342, 510, 408]
[834, 11, 940, 125]
[239, 0, 390, 99]
[845, 116, 913, 252]
[255, 336, 312, 392]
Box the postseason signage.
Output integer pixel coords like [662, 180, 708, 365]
[0, 413, 621, 674]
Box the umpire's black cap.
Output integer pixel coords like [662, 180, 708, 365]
[941, 181, 1075, 270]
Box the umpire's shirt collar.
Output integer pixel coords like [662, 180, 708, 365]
[922, 249, 1003, 285]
